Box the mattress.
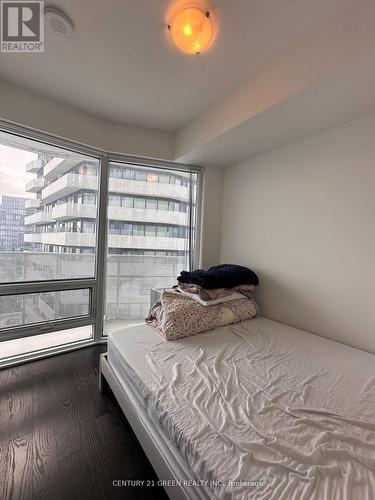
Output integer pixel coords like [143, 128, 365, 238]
[107, 317, 375, 500]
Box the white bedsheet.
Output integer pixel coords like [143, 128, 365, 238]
[107, 317, 375, 500]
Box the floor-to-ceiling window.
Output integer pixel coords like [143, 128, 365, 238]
[104, 162, 199, 334]
[0, 129, 100, 365]
[0, 123, 202, 365]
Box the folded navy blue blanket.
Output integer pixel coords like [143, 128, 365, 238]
[177, 264, 259, 289]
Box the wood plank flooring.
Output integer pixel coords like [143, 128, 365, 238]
[0, 345, 168, 500]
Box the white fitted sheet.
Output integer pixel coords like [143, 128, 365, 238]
[107, 317, 375, 500]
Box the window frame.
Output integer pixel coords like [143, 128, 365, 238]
[0, 280, 95, 342]
[0, 119, 203, 366]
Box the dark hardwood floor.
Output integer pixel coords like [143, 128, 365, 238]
[0, 345, 169, 500]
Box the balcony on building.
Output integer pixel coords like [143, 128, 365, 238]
[24, 210, 54, 226]
[24, 233, 43, 243]
[25, 159, 44, 173]
[51, 202, 97, 221]
[25, 177, 45, 193]
[25, 198, 41, 209]
[44, 158, 84, 182]
[41, 173, 98, 204]
[108, 178, 190, 202]
[50, 202, 188, 226]
[37, 231, 96, 248]
[108, 206, 188, 226]
[36, 231, 187, 251]
[108, 234, 187, 251]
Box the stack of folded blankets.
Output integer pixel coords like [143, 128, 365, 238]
[146, 264, 259, 341]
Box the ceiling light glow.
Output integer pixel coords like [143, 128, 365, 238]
[168, 7, 214, 55]
[183, 24, 193, 36]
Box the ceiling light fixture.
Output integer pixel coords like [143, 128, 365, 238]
[168, 7, 214, 55]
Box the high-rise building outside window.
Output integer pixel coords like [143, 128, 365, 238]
[0, 126, 201, 364]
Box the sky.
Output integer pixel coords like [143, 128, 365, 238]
[0, 145, 37, 198]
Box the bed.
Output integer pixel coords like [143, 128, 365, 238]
[99, 317, 375, 500]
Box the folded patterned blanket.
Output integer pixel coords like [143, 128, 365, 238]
[177, 264, 259, 289]
[146, 289, 257, 341]
[177, 282, 255, 306]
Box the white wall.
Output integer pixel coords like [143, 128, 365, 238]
[221, 114, 375, 354]
[200, 166, 224, 268]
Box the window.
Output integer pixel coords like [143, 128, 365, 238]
[123, 169, 134, 180]
[146, 198, 157, 210]
[0, 289, 90, 329]
[82, 221, 95, 233]
[0, 123, 201, 365]
[0, 135, 99, 281]
[110, 166, 122, 178]
[158, 199, 169, 211]
[83, 193, 96, 205]
[167, 226, 179, 238]
[0, 128, 100, 364]
[109, 194, 122, 206]
[134, 197, 146, 209]
[109, 222, 121, 234]
[122, 223, 132, 235]
[104, 163, 199, 336]
[108, 193, 188, 213]
[159, 174, 170, 184]
[133, 224, 144, 236]
[145, 225, 156, 237]
[157, 226, 167, 237]
[122, 196, 133, 208]
[134, 170, 147, 181]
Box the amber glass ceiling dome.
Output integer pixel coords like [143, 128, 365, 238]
[168, 7, 214, 54]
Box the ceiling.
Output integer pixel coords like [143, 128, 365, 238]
[0, 0, 355, 131]
[175, 49, 375, 166]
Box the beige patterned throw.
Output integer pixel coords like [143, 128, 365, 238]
[146, 289, 257, 341]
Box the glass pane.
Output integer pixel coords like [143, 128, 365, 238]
[0, 130, 99, 282]
[0, 325, 93, 362]
[109, 194, 121, 206]
[105, 163, 199, 335]
[157, 226, 167, 237]
[134, 197, 146, 209]
[158, 199, 169, 210]
[0, 289, 90, 329]
[146, 198, 157, 210]
[122, 196, 133, 208]
[133, 224, 144, 236]
[145, 225, 156, 237]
